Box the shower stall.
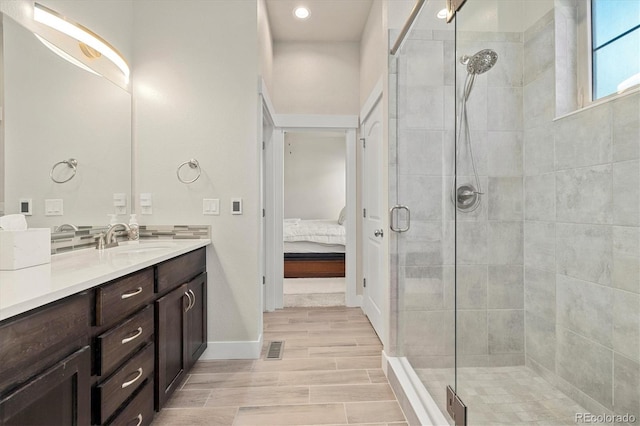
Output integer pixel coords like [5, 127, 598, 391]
[389, 0, 639, 424]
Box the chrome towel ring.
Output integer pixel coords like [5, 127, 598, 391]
[50, 158, 78, 183]
[177, 159, 201, 184]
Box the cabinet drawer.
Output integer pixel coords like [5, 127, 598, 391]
[96, 306, 154, 377]
[96, 343, 154, 424]
[106, 379, 154, 426]
[96, 269, 154, 327]
[156, 248, 206, 294]
[0, 293, 90, 394]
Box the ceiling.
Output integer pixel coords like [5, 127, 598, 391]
[265, 0, 374, 42]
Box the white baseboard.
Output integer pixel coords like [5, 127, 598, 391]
[200, 334, 263, 360]
[346, 294, 363, 308]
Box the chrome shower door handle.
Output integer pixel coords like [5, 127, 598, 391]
[390, 205, 410, 232]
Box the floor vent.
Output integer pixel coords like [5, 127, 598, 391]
[265, 341, 284, 360]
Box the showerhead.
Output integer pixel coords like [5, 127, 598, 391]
[460, 49, 498, 75]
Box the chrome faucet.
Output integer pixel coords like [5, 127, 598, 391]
[104, 223, 132, 248]
[54, 223, 79, 232]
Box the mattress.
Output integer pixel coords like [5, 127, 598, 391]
[284, 241, 345, 254]
[283, 219, 346, 246]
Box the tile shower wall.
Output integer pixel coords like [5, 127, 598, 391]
[392, 28, 525, 369]
[523, 10, 640, 418]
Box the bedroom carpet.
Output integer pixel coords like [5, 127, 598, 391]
[283, 277, 345, 307]
[152, 306, 407, 426]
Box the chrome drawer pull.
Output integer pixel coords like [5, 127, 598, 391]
[121, 287, 143, 299]
[121, 368, 143, 389]
[188, 290, 196, 311]
[134, 414, 143, 426]
[184, 291, 193, 312]
[121, 327, 143, 345]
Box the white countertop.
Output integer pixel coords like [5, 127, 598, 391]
[0, 239, 211, 322]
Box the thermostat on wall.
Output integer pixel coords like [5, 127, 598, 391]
[19, 198, 32, 216]
[231, 198, 243, 215]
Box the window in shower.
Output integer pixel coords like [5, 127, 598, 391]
[591, 0, 640, 99]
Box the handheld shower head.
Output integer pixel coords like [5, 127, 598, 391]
[460, 49, 498, 75]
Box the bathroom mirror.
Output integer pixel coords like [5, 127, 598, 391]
[1, 13, 131, 229]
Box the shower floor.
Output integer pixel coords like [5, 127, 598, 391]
[417, 366, 588, 425]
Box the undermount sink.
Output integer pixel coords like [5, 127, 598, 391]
[109, 242, 178, 254]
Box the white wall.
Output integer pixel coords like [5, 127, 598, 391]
[272, 41, 360, 114]
[258, 0, 273, 94]
[284, 132, 345, 220]
[360, 0, 385, 108]
[133, 1, 261, 350]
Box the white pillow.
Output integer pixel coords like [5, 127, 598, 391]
[338, 206, 346, 225]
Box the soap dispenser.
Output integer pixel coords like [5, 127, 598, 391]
[128, 214, 139, 241]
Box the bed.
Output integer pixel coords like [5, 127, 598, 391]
[283, 219, 346, 278]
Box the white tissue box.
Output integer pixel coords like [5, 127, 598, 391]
[0, 229, 51, 270]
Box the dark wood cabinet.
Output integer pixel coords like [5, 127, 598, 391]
[155, 283, 189, 410]
[0, 346, 91, 426]
[187, 272, 208, 369]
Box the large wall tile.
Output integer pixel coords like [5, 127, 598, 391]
[402, 40, 444, 87]
[612, 92, 640, 162]
[488, 177, 523, 220]
[488, 265, 524, 309]
[523, 68, 555, 130]
[557, 274, 613, 348]
[526, 312, 556, 371]
[456, 222, 487, 265]
[556, 165, 612, 224]
[487, 131, 523, 176]
[613, 354, 640, 418]
[488, 87, 523, 131]
[456, 265, 488, 310]
[398, 85, 444, 130]
[525, 267, 556, 320]
[455, 131, 488, 176]
[613, 290, 640, 362]
[556, 223, 612, 285]
[399, 221, 450, 266]
[398, 129, 443, 176]
[458, 310, 488, 355]
[612, 226, 640, 294]
[487, 41, 524, 88]
[555, 103, 612, 170]
[523, 19, 554, 85]
[525, 173, 555, 221]
[613, 160, 640, 226]
[404, 310, 454, 356]
[488, 310, 524, 354]
[403, 266, 446, 311]
[399, 176, 443, 221]
[557, 328, 613, 408]
[488, 221, 523, 265]
[524, 126, 554, 175]
[524, 221, 555, 271]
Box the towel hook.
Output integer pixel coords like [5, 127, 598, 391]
[177, 158, 201, 184]
[50, 158, 78, 183]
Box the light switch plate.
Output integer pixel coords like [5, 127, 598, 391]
[203, 198, 220, 215]
[140, 193, 152, 215]
[45, 199, 63, 216]
[19, 198, 32, 215]
[231, 198, 242, 215]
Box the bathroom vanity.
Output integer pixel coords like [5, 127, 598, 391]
[0, 240, 209, 425]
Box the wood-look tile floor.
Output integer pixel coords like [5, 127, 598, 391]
[152, 306, 408, 426]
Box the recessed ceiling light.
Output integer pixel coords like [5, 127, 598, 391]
[294, 6, 310, 19]
[437, 8, 448, 19]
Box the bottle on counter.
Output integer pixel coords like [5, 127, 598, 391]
[128, 214, 139, 241]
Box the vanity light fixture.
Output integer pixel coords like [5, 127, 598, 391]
[34, 34, 101, 77]
[33, 2, 130, 83]
[294, 6, 310, 19]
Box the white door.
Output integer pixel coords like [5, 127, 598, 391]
[362, 98, 384, 337]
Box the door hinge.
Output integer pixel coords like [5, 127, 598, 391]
[262, 141, 265, 150]
[262, 276, 266, 285]
[360, 137, 366, 148]
[262, 208, 265, 217]
[363, 208, 367, 218]
[363, 278, 367, 288]
[446, 386, 467, 425]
